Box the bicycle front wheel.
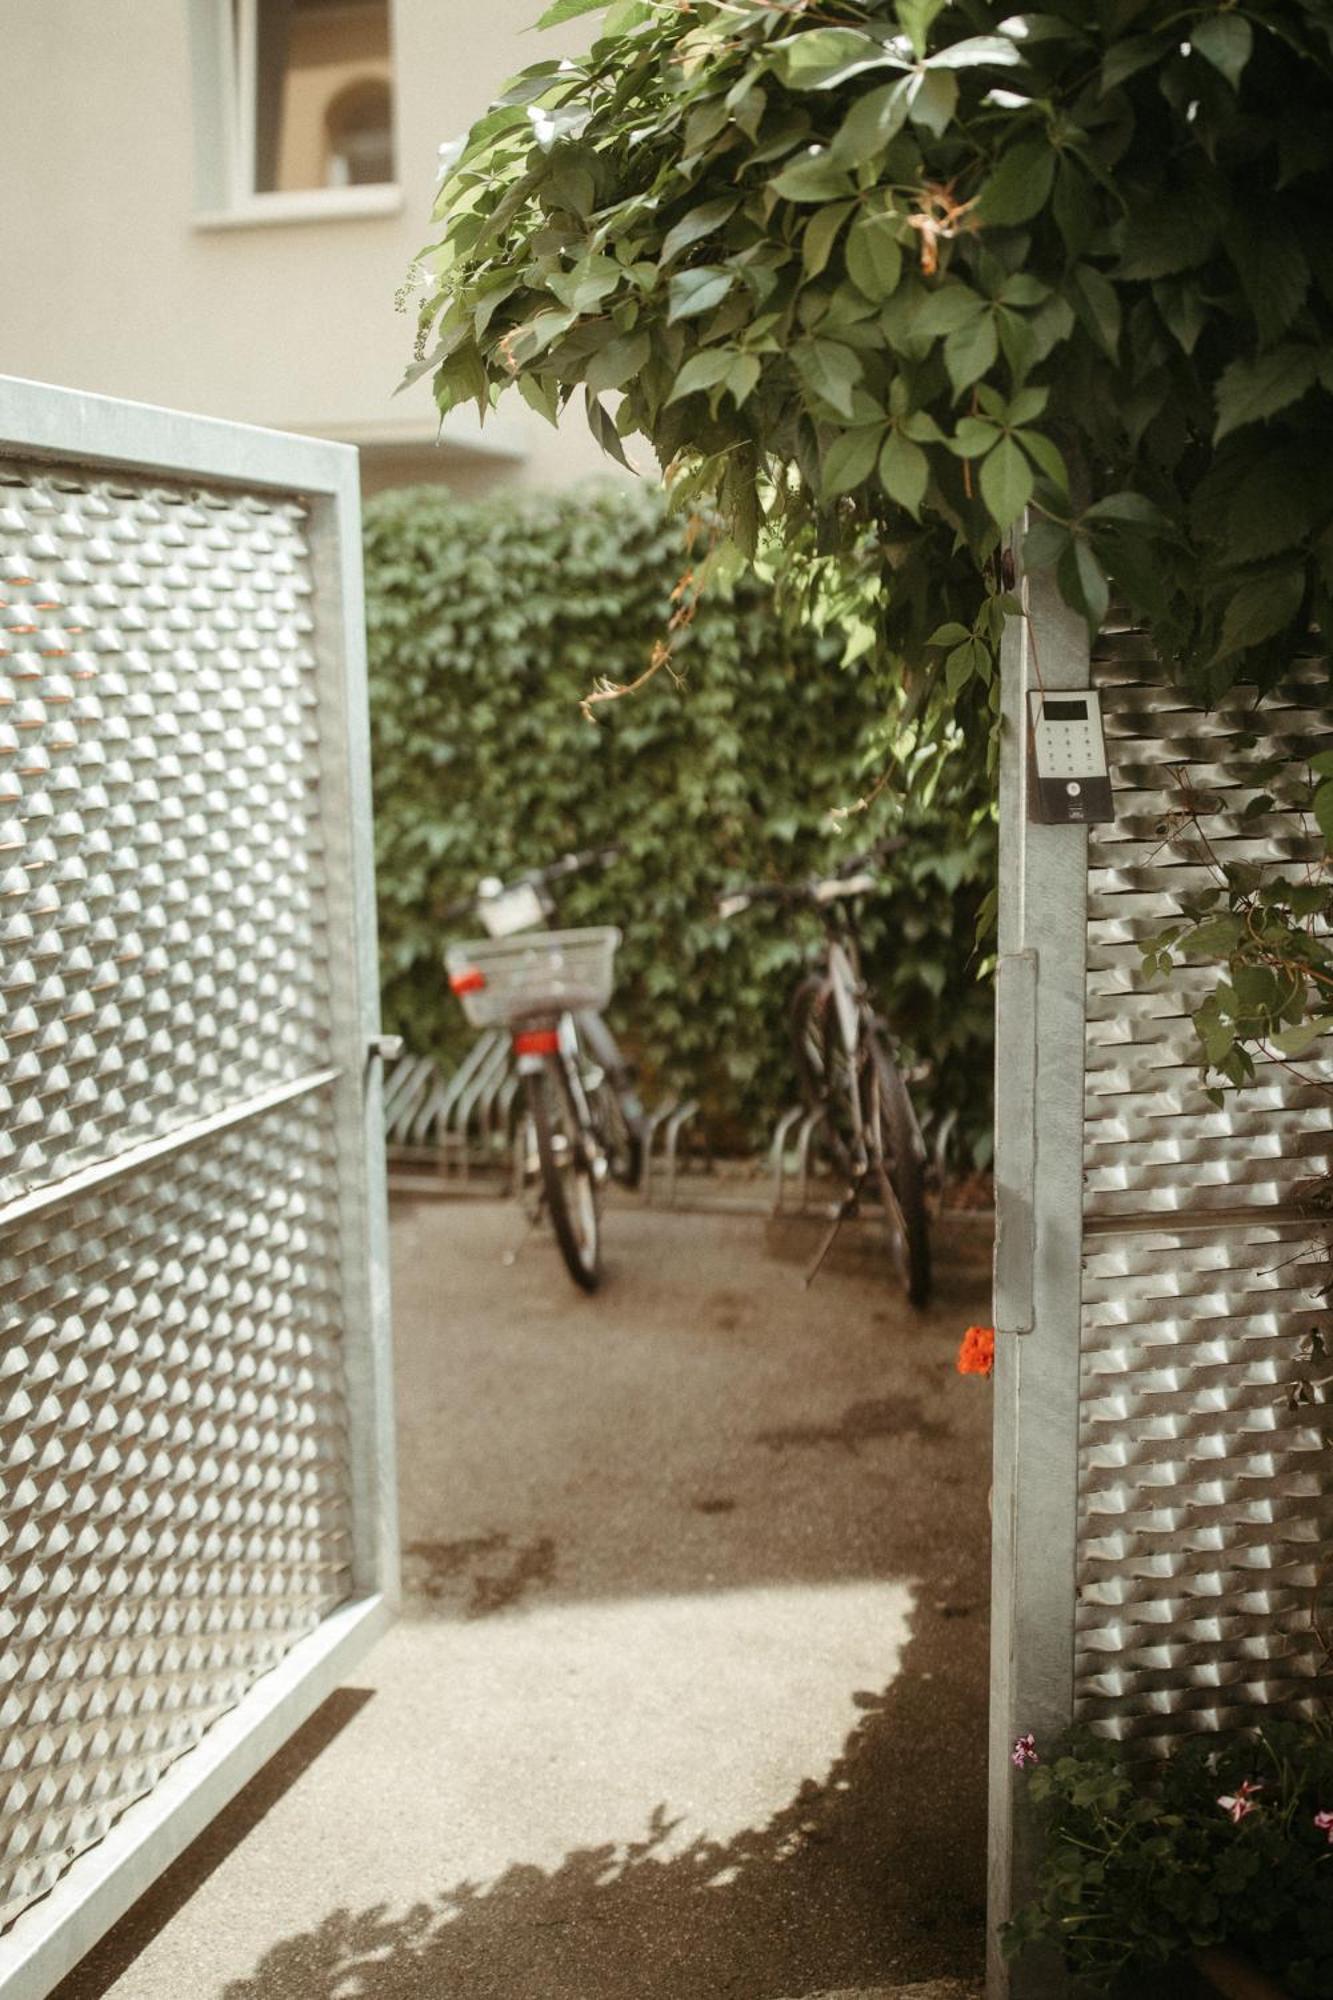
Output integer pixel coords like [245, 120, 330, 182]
[790, 974, 858, 1181]
[526, 1061, 602, 1292]
[864, 1030, 932, 1308]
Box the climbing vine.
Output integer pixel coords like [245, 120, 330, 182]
[411, 0, 1333, 1078]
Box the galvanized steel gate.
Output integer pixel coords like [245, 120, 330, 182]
[0, 380, 395, 1999]
[989, 567, 1333, 1994]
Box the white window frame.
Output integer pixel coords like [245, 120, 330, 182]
[188, 0, 402, 228]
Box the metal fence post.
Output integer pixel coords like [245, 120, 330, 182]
[988, 557, 1090, 1999]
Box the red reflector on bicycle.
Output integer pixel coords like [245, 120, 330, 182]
[450, 968, 486, 995]
[513, 1028, 559, 1056]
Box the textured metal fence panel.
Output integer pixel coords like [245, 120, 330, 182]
[0, 467, 330, 1205]
[0, 386, 393, 1997]
[1076, 641, 1333, 1750]
[0, 1091, 350, 1924]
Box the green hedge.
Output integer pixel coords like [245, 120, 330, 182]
[364, 483, 995, 1161]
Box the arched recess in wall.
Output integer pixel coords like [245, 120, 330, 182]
[324, 74, 393, 186]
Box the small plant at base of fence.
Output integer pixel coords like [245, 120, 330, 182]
[1003, 1721, 1333, 1998]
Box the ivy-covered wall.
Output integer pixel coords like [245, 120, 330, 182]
[365, 483, 994, 1159]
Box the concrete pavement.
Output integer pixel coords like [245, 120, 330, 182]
[50, 1198, 993, 2000]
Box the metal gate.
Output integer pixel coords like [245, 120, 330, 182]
[989, 563, 1333, 1995]
[0, 379, 395, 1999]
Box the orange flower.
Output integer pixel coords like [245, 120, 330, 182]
[956, 1325, 995, 1378]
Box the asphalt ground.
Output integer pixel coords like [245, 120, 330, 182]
[49, 1196, 993, 2000]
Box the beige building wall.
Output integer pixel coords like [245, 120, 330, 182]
[0, 0, 639, 497]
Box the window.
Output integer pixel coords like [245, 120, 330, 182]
[324, 76, 394, 187]
[194, 0, 399, 222]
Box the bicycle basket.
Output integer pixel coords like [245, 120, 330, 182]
[446, 926, 621, 1030]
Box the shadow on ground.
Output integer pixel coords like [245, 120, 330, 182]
[49, 1203, 993, 2000]
[219, 1660, 984, 2000]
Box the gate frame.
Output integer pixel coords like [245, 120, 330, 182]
[0, 377, 397, 2000]
[988, 559, 1092, 1999]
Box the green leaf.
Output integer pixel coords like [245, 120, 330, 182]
[1102, 34, 1165, 91]
[944, 310, 999, 395]
[846, 212, 904, 302]
[916, 284, 989, 337]
[667, 349, 737, 402]
[795, 339, 864, 418]
[536, 0, 605, 24]
[771, 151, 857, 203]
[668, 266, 735, 323]
[951, 416, 1002, 457]
[725, 353, 762, 408]
[1274, 1020, 1327, 1058]
[1189, 914, 1245, 957]
[1152, 277, 1208, 356]
[1230, 215, 1311, 350]
[928, 621, 972, 646]
[1057, 537, 1109, 631]
[1226, 457, 1317, 561]
[879, 429, 930, 517]
[976, 141, 1055, 226]
[1214, 346, 1321, 440]
[945, 640, 978, 697]
[1084, 491, 1169, 529]
[585, 330, 652, 393]
[803, 199, 857, 278]
[901, 408, 945, 444]
[1191, 14, 1253, 90]
[927, 34, 1022, 69]
[1021, 516, 1068, 572]
[1015, 428, 1068, 494]
[772, 28, 901, 91]
[999, 274, 1050, 308]
[822, 424, 886, 498]
[1216, 565, 1306, 657]
[584, 389, 631, 469]
[907, 67, 959, 138]
[829, 77, 912, 166]
[978, 435, 1033, 530]
[660, 197, 740, 266]
[1068, 264, 1122, 360]
[1006, 386, 1048, 426]
[896, 0, 946, 58]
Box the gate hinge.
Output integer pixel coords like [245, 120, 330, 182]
[367, 1034, 404, 1065]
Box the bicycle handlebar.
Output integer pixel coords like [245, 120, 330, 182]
[717, 836, 907, 918]
[441, 845, 622, 922]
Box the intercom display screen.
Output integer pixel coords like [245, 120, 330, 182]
[1042, 698, 1088, 722]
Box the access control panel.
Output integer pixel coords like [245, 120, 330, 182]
[1027, 688, 1114, 824]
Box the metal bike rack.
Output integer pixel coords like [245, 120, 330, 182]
[769, 1103, 830, 1215]
[660, 1099, 701, 1208]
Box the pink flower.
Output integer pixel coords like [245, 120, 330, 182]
[1315, 1810, 1333, 1843]
[1012, 1734, 1039, 1769]
[1217, 1780, 1263, 1824]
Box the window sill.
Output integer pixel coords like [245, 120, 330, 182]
[195, 185, 404, 231]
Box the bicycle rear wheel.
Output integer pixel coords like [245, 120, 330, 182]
[864, 1030, 932, 1308]
[526, 1061, 602, 1292]
[574, 1011, 643, 1190]
[791, 974, 857, 1181]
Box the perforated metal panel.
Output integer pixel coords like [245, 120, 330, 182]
[0, 1093, 350, 1924]
[0, 467, 330, 1204]
[1076, 644, 1333, 1749]
[0, 384, 393, 2000]
[989, 579, 1333, 1999]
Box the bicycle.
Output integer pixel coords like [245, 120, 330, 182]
[441, 849, 644, 1191]
[444, 851, 643, 1291]
[719, 842, 932, 1307]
